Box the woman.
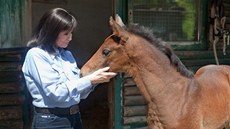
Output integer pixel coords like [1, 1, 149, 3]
[22, 8, 116, 129]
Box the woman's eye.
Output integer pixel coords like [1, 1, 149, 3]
[102, 48, 111, 56]
[64, 32, 71, 35]
[63, 31, 72, 35]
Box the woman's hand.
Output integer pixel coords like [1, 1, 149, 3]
[89, 67, 117, 85]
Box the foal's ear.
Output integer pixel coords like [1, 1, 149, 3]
[115, 14, 125, 27]
[109, 15, 128, 44]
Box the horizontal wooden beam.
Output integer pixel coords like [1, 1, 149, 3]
[123, 105, 147, 117]
[123, 95, 147, 106]
[123, 116, 147, 125]
[124, 86, 141, 96]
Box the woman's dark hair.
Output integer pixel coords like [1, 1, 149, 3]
[27, 8, 77, 53]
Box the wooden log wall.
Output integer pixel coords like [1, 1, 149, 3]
[0, 48, 29, 129]
[122, 75, 148, 129]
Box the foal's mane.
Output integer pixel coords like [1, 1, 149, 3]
[126, 24, 194, 78]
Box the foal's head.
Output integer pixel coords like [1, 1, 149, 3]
[81, 15, 194, 78]
[81, 15, 132, 75]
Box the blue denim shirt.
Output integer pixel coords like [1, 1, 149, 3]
[22, 47, 93, 108]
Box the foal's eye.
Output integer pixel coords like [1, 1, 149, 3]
[111, 35, 121, 43]
[102, 48, 111, 56]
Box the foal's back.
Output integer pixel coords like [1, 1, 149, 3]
[194, 65, 230, 129]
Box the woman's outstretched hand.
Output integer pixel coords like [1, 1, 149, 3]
[89, 67, 117, 85]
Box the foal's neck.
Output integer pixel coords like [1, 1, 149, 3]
[125, 36, 196, 127]
[127, 38, 196, 127]
[126, 40, 194, 127]
[126, 37, 192, 103]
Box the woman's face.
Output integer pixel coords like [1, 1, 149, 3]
[56, 30, 72, 48]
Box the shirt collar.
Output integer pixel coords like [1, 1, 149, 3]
[50, 47, 64, 60]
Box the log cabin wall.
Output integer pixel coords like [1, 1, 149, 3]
[0, 48, 29, 129]
[0, 0, 31, 128]
[121, 76, 148, 129]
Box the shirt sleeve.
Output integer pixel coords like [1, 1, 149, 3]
[23, 48, 93, 103]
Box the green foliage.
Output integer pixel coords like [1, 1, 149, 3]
[132, 0, 197, 41]
[176, 0, 196, 40]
